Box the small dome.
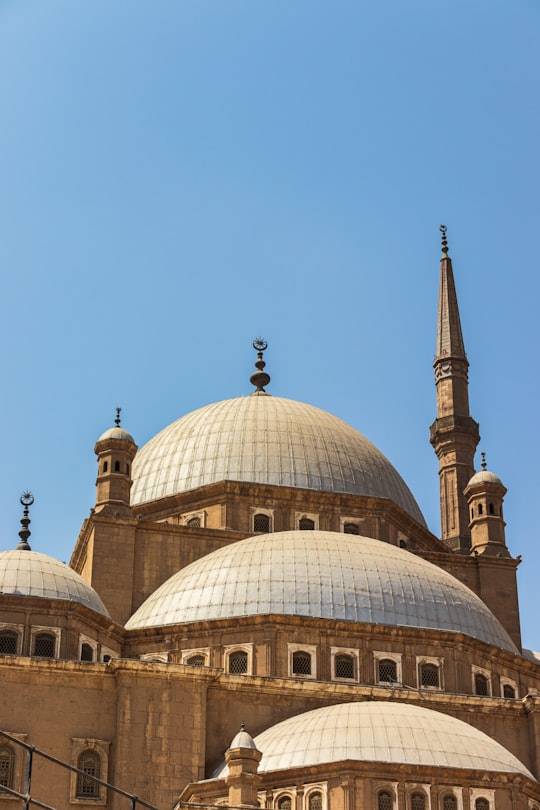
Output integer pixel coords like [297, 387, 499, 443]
[125, 531, 516, 652]
[212, 702, 533, 778]
[131, 396, 426, 526]
[467, 469, 504, 487]
[229, 726, 258, 751]
[97, 426, 135, 444]
[0, 550, 110, 616]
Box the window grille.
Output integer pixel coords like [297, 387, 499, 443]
[299, 518, 315, 530]
[378, 791, 393, 810]
[411, 794, 425, 810]
[76, 750, 101, 799]
[228, 651, 248, 674]
[475, 673, 489, 696]
[378, 658, 397, 683]
[33, 633, 56, 658]
[253, 513, 270, 533]
[187, 517, 201, 528]
[335, 654, 354, 679]
[475, 800, 489, 810]
[309, 793, 322, 810]
[503, 683, 516, 698]
[343, 522, 359, 535]
[292, 651, 312, 675]
[0, 745, 15, 788]
[80, 643, 94, 662]
[0, 630, 18, 655]
[443, 796, 457, 810]
[186, 655, 205, 667]
[420, 663, 440, 688]
[277, 796, 292, 810]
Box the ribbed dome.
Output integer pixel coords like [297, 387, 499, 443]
[0, 550, 110, 616]
[125, 531, 516, 652]
[130, 396, 425, 525]
[212, 702, 533, 777]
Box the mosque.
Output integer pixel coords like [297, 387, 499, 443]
[1, 229, 540, 810]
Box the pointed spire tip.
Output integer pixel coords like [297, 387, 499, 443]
[440, 224, 449, 256]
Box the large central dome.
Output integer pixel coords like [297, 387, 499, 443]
[131, 396, 425, 525]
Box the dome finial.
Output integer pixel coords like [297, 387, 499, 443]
[481, 451, 487, 471]
[440, 224, 449, 256]
[115, 407, 122, 427]
[250, 338, 271, 395]
[17, 491, 34, 551]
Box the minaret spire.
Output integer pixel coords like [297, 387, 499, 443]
[430, 226, 480, 552]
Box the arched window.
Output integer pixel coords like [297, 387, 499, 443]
[187, 517, 201, 528]
[228, 651, 248, 674]
[475, 673, 489, 696]
[503, 683, 516, 698]
[443, 795, 457, 810]
[126, 463, 130, 475]
[292, 650, 312, 675]
[32, 632, 56, 658]
[399, 539, 407, 548]
[102, 461, 108, 473]
[343, 522, 359, 535]
[277, 796, 292, 810]
[378, 658, 397, 683]
[308, 793, 322, 810]
[253, 513, 270, 533]
[114, 460, 120, 472]
[80, 643, 94, 662]
[186, 655, 206, 667]
[299, 517, 315, 530]
[475, 799, 489, 810]
[411, 793, 425, 810]
[420, 662, 440, 688]
[76, 750, 101, 799]
[478, 503, 483, 515]
[378, 791, 393, 810]
[0, 629, 18, 655]
[335, 654, 354, 679]
[0, 745, 15, 789]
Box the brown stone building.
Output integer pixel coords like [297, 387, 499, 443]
[1, 230, 540, 810]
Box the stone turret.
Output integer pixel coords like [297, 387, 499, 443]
[224, 724, 262, 807]
[430, 227, 479, 551]
[94, 408, 137, 516]
[465, 453, 509, 557]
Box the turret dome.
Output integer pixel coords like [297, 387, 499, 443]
[130, 396, 426, 526]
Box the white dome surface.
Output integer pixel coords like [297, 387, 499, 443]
[0, 550, 110, 616]
[125, 531, 517, 652]
[212, 702, 533, 777]
[130, 396, 426, 526]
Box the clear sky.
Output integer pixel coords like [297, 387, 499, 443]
[1, 2, 539, 647]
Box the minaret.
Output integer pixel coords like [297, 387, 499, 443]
[94, 408, 138, 516]
[430, 226, 479, 552]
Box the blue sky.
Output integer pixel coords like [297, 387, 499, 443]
[1, 1, 539, 647]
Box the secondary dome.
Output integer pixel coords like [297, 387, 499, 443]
[212, 702, 533, 778]
[0, 550, 110, 617]
[125, 531, 516, 652]
[130, 396, 426, 525]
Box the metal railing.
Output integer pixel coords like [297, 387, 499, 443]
[0, 730, 162, 810]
